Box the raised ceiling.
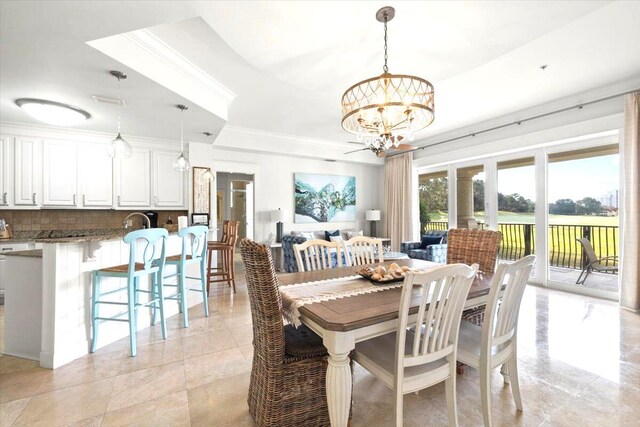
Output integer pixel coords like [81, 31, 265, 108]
[1, 1, 639, 152]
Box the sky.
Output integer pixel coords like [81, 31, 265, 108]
[494, 154, 619, 202]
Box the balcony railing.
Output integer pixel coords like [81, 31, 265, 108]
[422, 221, 618, 271]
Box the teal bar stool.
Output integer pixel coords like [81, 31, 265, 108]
[163, 225, 209, 328]
[90, 228, 169, 357]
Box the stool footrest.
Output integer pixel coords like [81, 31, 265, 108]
[95, 301, 128, 306]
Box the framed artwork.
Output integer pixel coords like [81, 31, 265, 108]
[216, 190, 223, 223]
[191, 213, 209, 225]
[192, 167, 211, 214]
[294, 173, 356, 223]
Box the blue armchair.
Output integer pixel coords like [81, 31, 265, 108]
[400, 230, 448, 264]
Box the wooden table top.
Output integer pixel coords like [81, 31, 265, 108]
[278, 259, 493, 332]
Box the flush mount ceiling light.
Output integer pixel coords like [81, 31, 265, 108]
[341, 6, 435, 156]
[15, 98, 90, 126]
[107, 70, 133, 159]
[173, 104, 191, 172]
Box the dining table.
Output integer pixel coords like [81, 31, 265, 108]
[277, 258, 496, 427]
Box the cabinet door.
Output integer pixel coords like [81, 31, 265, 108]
[152, 150, 186, 208]
[78, 144, 113, 207]
[115, 148, 150, 207]
[0, 136, 8, 206]
[14, 137, 42, 206]
[42, 140, 78, 206]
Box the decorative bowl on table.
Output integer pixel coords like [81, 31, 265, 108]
[357, 263, 421, 284]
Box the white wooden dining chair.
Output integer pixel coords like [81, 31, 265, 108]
[293, 239, 343, 272]
[343, 236, 384, 267]
[456, 255, 536, 427]
[354, 263, 478, 427]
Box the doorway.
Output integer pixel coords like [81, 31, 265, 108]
[215, 172, 255, 243]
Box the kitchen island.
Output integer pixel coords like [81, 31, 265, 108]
[3, 230, 205, 369]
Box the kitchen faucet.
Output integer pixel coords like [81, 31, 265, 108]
[123, 212, 151, 229]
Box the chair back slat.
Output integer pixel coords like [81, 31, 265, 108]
[123, 228, 168, 272]
[220, 220, 230, 244]
[239, 239, 285, 367]
[179, 225, 209, 261]
[482, 255, 536, 355]
[293, 239, 342, 272]
[446, 228, 502, 273]
[396, 264, 477, 378]
[344, 236, 383, 267]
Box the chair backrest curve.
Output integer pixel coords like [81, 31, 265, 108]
[293, 239, 342, 272]
[123, 228, 168, 272]
[178, 225, 209, 262]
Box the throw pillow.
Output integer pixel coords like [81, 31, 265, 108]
[346, 230, 364, 239]
[420, 235, 443, 249]
[325, 229, 340, 241]
[329, 235, 343, 243]
[301, 232, 315, 241]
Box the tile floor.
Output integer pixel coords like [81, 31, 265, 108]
[1, 269, 639, 426]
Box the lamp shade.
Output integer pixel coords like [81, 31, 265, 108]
[271, 209, 288, 222]
[366, 209, 381, 221]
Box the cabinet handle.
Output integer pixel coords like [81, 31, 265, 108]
[32, 193, 36, 204]
[83, 194, 86, 206]
[73, 194, 77, 205]
[117, 195, 121, 206]
[2, 192, 6, 205]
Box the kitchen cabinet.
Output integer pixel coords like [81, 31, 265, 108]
[14, 137, 42, 206]
[0, 136, 9, 206]
[152, 150, 186, 208]
[114, 148, 150, 208]
[78, 143, 113, 207]
[42, 140, 78, 206]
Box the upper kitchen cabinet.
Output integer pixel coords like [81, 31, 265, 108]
[0, 136, 9, 206]
[42, 140, 78, 207]
[152, 150, 187, 208]
[78, 144, 113, 207]
[114, 148, 151, 208]
[14, 137, 42, 206]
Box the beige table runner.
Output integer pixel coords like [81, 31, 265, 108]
[280, 275, 406, 327]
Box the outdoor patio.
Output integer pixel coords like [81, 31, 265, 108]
[549, 266, 618, 293]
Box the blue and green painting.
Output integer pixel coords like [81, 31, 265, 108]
[294, 173, 356, 223]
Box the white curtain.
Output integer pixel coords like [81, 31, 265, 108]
[621, 92, 640, 312]
[383, 152, 413, 251]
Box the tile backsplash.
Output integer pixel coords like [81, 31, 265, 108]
[0, 210, 188, 232]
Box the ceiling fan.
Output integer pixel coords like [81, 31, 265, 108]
[344, 137, 416, 158]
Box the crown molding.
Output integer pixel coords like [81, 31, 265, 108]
[88, 28, 234, 122]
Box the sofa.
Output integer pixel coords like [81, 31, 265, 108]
[281, 229, 363, 273]
[400, 229, 448, 264]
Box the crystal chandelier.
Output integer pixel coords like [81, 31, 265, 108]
[108, 71, 133, 159]
[173, 104, 191, 172]
[341, 6, 434, 156]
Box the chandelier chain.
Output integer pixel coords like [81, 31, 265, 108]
[383, 14, 389, 73]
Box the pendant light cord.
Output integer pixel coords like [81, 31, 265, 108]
[383, 14, 389, 73]
[180, 107, 184, 153]
[116, 77, 122, 133]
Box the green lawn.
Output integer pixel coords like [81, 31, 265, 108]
[427, 211, 619, 227]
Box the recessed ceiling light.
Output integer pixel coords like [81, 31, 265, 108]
[15, 98, 90, 126]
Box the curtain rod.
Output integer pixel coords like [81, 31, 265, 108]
[386, 88, 639, 159]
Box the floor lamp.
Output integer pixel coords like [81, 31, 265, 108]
[366, 209, 380, 238]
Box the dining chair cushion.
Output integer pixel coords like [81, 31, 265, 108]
[355, 330, 449, 392]
[283, 324, 326, 358]
[325, 229, 340, 241]
[420, 235, 443, 249]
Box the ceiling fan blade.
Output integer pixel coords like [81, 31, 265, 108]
[397, 143, 416, 150]
[344, 147, 369, 155]
[347, 140, 364, 145]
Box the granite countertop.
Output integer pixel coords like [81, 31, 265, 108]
[2, 228, 180, 244]
[3, 249, 43, 258]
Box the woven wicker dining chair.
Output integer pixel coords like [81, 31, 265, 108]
[447, 228, 502, 327]
[239, 239, 353, 427]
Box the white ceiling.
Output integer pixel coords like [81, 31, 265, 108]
[1, 1, 639, 151]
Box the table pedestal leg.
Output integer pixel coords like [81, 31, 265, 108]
[327, 349, 351, 427]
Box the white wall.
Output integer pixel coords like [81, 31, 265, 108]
[189, 136, 384, 243]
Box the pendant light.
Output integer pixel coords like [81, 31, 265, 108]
[201, 132, 215, 182]
[173, 104, 191, 172]
[107, 71, 133, 159]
